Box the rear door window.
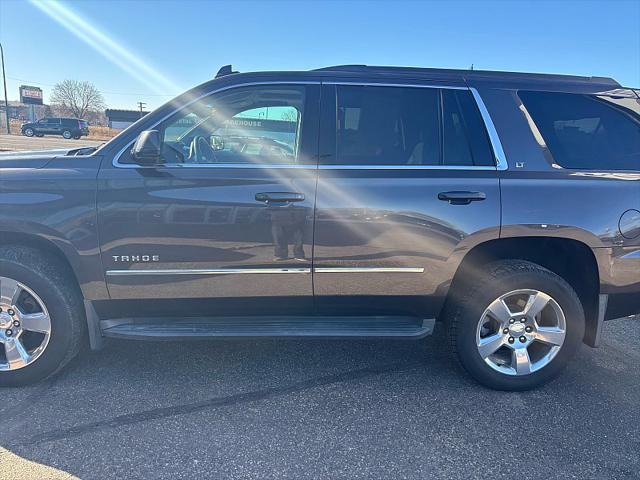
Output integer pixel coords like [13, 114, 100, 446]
[519, 91, 640, 170]
[325, 85, 495, 167]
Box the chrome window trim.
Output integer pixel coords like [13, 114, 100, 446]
[112, 81, 508, 172]
[324, 81, 467, 90]
[470, 88, 509, 171]
[106, 268, 311, 276]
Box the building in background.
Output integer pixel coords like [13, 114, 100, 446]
[0, 100, 49, 122]
[105, 109, 148, 130]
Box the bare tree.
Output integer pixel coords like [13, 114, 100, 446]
[50, 79, 105, 119]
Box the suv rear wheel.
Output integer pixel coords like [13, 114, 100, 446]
[448, 260, 585, 391]
[0, 247, 85, 387]
[62, 130, 72, 139]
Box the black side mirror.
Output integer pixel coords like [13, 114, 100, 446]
[132, 130, 161, 165]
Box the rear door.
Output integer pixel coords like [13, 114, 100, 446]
[313, 82, 502, 317]
[49, 118, 62, 134]
[39, 118, 57, 134]
[97, 83, 320, 316]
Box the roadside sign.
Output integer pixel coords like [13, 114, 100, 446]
[19, 85, 43, 105]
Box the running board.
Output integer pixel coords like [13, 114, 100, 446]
[100, 316, 436, 340]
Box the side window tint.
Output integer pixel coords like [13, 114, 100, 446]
[442, 90, 494, 166]
[329, 86, 495, 167]
[333, 85, 440, 165]
[519, 91, 640, 170]
[150, 85, 308, 165]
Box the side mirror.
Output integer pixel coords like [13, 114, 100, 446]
[132, 130, 161, 165]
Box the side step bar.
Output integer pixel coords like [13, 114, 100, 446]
[100, 316, 436, 340]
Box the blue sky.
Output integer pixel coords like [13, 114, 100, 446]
[1, 0, 639, 110]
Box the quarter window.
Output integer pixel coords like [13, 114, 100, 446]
[519, 91, 640, 170]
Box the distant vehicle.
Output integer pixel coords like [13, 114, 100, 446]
[0, 64, 639, 390]
[21, 117, 89, 139]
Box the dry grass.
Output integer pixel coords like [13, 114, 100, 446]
[7, 119, 121, 140]
[87, 125, 121, 140]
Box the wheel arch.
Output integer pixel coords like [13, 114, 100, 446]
[445, 236, 601, 347]
[0, 230, 83, 298]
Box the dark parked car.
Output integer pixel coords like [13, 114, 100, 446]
[21, 117, 89, 139]
[0, 65, 638, 390]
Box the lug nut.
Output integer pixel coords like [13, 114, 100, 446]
[5, 329, 13, 337]
[508, 337, 515, 344]
[509, 318, 515, 324]
[503, 328, 509, 334]
[519, 336, 527, 343]
[525, 326, 533, 333]
[13, 320, 20, 328]
[7, 309, 15, 316]
[520, 318, 526, 323]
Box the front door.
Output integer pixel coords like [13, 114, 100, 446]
[97, 83, 320, 316]
[313, 83, 502, 317]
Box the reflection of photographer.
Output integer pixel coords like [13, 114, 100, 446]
[270, 205, 306, 261]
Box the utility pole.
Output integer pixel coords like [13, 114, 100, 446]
[0, 43, 10, 134]
[137, 101, 146, 118]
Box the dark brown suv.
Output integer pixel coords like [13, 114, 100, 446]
[1, 65, 638, 390]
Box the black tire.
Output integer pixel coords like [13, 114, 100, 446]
[0, 247, 86, 387]
[23, 128, 34, 137]
[447, 260, 585, 391]
[62, 130, 72, 139]
[72, 134, 81, 140]
[35, 133, 44, 138]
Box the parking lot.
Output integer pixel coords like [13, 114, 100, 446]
[0, 134, 101, 152]
[0, 316, 638, 480]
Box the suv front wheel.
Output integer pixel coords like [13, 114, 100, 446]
[0, 247, 85, 387]
[448, 260, 585, 391]
[23, 128, 34, 137]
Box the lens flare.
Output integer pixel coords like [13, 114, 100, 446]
[28, 0, 183, 97]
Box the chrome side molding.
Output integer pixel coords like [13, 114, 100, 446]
[106, 266, 425, 276]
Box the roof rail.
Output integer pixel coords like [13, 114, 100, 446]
[215, 65, 239, 79]
[313, 64, 620, 86]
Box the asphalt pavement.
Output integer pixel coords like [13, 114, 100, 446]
[0, 134, 101, 152]
[0, 316, 638, 480]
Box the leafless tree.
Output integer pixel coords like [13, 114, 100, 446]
[50, 79, 106, 119]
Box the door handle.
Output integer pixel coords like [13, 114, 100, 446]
[437, 191, 486, 205]
[255, 192, 305, 204]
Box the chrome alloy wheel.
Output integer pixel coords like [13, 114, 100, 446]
[476, 289, 567, 376]
[0, 276, 52, 371]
